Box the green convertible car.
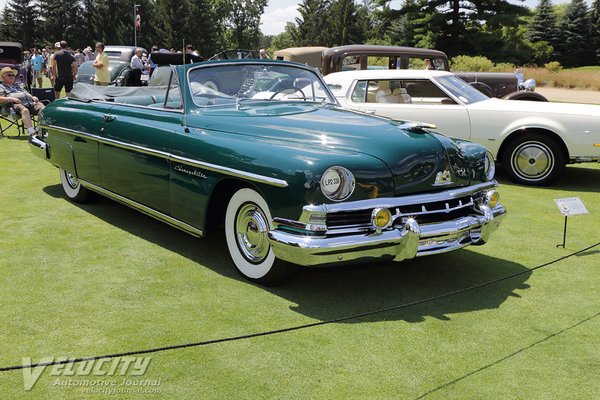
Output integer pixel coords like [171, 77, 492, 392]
[30, 59, 506, 285]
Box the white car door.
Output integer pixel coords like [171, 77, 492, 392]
[345, 78, 472, 140]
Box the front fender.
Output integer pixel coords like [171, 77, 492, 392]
[502, 91, 548, 102]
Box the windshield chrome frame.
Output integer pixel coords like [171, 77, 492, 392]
[185, 61, 340, 109]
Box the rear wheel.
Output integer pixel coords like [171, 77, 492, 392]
[59, 169, 93, 203]
[224, 188, 295, 285]
[501, 133, 565, 185]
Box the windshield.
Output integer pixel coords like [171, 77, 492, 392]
[188, 63, 336, 107]
[434, 75, 489, 104]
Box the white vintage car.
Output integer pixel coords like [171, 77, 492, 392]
[324, 70, 600, 185]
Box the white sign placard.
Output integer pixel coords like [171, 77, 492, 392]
[554, 197, 589, 217]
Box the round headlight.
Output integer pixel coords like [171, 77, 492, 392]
[484, 152, 495, 180]
[320, 166, 355, 201]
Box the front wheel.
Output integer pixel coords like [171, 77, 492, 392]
[501, 133, 565, 185]
[225, 188, 296, 285]
[59, 168, 93, 203]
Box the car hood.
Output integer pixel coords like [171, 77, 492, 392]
[468, 98, 600, 117]
[189, 103, 474, 194]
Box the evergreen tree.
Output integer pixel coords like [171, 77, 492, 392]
[327, 0, 366, 46]
[38, 0, 83, 48]
[152, 0, 223, 54]
[0, 5, 18, 42]
[592, 0, 600, 63]
[386, 0, 430, 47]
[527, 0, 558, 47]
[293, 0, 331, 46]
[378, 0, 528, 57]
[5, 0, 40, 48]
[556, 0, 592, 67]
[80, 0, 98, 48]
[91, 0, 131, 46]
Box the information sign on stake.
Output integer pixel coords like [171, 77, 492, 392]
[554, 197, 589, 248]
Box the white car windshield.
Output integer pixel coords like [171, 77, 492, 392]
[188, 63, 336, 107]
[434, 75, 489, 104]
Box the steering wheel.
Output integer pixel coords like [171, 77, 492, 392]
[269, 87, 307, 101]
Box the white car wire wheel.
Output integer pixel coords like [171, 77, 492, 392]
[502, 133, 565, 186]
[59, 168, 93, 203]
[225, 188, 295, 285]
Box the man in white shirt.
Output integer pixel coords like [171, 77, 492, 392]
[129, 48, 146, 86]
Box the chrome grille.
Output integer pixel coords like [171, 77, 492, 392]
[326, 195, 476, 229]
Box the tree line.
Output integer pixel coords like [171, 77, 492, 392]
[0, 0, 266, 56]
[270, 0, 600, 67]
[1, 0, 599, 67]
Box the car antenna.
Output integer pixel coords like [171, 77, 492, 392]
[182, 39, 189, 133]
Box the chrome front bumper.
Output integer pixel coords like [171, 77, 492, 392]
[268, 185, 506, 267]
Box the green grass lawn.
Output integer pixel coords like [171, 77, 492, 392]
[568, 66, 600, 72]
[1, 129, 599, 399]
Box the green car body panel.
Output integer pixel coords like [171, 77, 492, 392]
[30, 60, 505, 278]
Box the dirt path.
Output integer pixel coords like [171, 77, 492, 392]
[536, 87, 600, 104]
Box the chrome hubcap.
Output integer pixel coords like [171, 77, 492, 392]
[513, 142, 553, 179]
[235, 203, 270, 264]
[65, 172, 79, 189]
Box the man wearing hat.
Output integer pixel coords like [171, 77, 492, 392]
[83, 46, 94, 62]
[0, 66, 45, 136]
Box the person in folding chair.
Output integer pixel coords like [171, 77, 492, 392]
[0, 66, 45, 136]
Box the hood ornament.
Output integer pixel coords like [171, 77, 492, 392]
[433, 170, 453, 186]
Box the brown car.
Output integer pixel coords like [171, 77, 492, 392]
[275, 45, 547, 101]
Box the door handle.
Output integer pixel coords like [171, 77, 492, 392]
[364, 109, 376, 114]
[103, 114, 117, 123]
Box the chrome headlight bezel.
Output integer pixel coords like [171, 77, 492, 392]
[320, 166, 355, 202]
[484, 152, 495, 181]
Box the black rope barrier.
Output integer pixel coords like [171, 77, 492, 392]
[1, 241, 598, 373]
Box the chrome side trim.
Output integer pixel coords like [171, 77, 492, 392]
[79, 179, 204, 238]
[109, 102, 184, 114]
[170, 154, 288, 188]
[43, 124, 289, 188]
[570, 156, 600, 163]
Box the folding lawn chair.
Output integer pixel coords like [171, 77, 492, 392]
[0, 102, 26, 138]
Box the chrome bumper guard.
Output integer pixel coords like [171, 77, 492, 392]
[29, 135, 49, 160]
[268, 183, 506, 267]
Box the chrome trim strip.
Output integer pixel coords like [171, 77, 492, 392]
[43, 124, 289, 188]
[79, 179, 204, 238]
[44, 124, 171, 158]
[109, 102, 184, 114]
[302, 181, 497, 215]
[170, 154, 288, 188]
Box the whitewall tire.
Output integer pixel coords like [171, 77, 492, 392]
[59, 169, 93, 203]
[225, 188, 295, 285]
